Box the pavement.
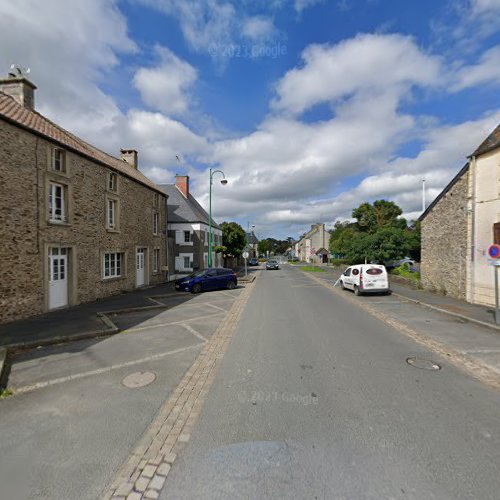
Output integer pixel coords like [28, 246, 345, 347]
[0, 284, 246, 500]
[159, 263, 500, 499]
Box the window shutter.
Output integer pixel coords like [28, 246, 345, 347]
[175, 231, 183, 244]
[175, 256, 182, 271]
[494, 223, 500, 245]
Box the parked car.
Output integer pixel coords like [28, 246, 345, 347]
[266, 259, 280, 270]
[175, 268, 238, 293]
[384, 257, 415, 270]
[339, 264, 390, 295]
[248, 258, 259, 266]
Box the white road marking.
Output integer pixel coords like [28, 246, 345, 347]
[121, 312, 224, 334]
[181, 323, 208, 342]
[147, 297, 165, 306]
[204, 302, 228, 312]
[13, 344, 203, 394]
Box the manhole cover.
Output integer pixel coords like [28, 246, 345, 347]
[406, 357, 441, 371]
[122, 371, 156, 388]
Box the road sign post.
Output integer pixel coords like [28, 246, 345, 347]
[488, 244, 500, 325]
[243, 251, 249, 277]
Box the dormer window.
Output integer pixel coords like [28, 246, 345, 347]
[51, 148, 66, 172]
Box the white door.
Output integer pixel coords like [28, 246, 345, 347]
[48, 247, 68, 309]
[136, 248, 145, 287]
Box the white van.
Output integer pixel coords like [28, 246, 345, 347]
[339, 264, 390, 296]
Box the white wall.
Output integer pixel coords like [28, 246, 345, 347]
[471, 149, 500, 306]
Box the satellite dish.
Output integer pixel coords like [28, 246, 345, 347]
[10, 64, 30, 77]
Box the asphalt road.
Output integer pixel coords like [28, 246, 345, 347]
[161, 265, 500, 500]
[0, 287, 243, 500]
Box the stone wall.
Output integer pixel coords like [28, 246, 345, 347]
[0, 119, 167, 324]
[420, 169, 469, 299]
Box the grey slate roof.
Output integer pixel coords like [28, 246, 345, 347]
[471, 123, 500, 157]
[246, 232, 259, 244]
[159, 184, 220, 228]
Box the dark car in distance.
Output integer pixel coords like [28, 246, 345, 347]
[175, 268, 238, 293]
[266, 259, 280, 270]
[248, 258, 259, 266]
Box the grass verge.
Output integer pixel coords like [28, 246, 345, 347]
[301, 266, 326, 272]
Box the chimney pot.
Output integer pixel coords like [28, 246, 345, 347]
[0, 74, 36, 110]
[120, 149, 138, 169]
[175, 175, 190, 199]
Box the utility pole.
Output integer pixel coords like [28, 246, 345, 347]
[422, 179, 426, 213]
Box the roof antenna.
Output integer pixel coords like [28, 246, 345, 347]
[9, 64, 30, 78]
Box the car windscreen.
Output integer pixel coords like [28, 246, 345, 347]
[187, 270, 207, 278]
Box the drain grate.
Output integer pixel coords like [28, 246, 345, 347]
[122, 371, 156, 388]
[406, 357, 441, 371]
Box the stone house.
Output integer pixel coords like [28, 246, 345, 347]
[420, 123, 500, 306]
[245, 231, 259, 258]
[0, 74, 168, 324]
[159, 176, 222, 280]
[296, 223, 329, 263]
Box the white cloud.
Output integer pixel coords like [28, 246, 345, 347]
[273, 34, 442, 115]
[294, 0, 324, 13]
[242, 16, 277, 41]
[470, 0, 500, 16]
[451, 45, 500, 91]
[137, 0, 237, 56]
[133, 46, 198, 115]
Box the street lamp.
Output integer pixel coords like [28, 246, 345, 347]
[208, 168, 227, 268]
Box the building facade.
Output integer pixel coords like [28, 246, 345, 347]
[0, 74, 167, 324]
[420, 123, 500, 306]
[296, 223, 329, 263]
[160, 176, 222, 280]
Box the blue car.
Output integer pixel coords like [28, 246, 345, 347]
[175, 268, 238, 293]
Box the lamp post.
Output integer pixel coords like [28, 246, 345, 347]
[245, 222, 255, 276]
[208, 168, 227, 268]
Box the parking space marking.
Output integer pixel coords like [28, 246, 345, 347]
[180, 324, 208, 342]
[148, 297, 165, 306]
[13, 344, 203, 394]
[122, 312, 225, 334]
[203, 303, 229, 312]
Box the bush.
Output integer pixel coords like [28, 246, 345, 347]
[391, 263, 420, 282]
[329, 258, 350, 267]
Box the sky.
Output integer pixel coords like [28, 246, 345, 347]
[1, 0, 500, 240]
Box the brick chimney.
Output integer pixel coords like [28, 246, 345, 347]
[175, 175, 189, 198]
[120, 149, 138, 169]
[0, 74, 36, 110]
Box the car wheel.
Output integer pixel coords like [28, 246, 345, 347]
[354, 285, 361, 296]
[340, 280, 345, 290]
[385, 289, 392, 296]
[227, 280, 236, 290]
[192, 283, 202, 294]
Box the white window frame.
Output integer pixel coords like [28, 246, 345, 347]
[107, 199, 117, 229]
[49, 182, 66, 222]
[108, 172, 118, 192]
[103, 252, 122, 279]
[184, 231, 191, 243]
[153, 248, 160, 273]
[153, 212, 159, 235]
[183, 256, 190, 269]
[51, 148, 65, 172]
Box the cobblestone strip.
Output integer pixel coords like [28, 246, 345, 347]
[102, 281, 256, 500]
[304, 270, 500, 390]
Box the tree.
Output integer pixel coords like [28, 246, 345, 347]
[331, 200, 419, 263]
[352, 200, 403, 233]
[220, 222, 246, 257]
